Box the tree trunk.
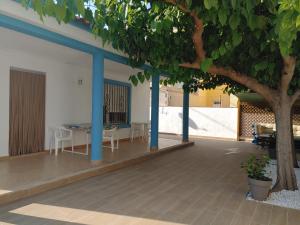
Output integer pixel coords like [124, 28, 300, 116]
[273, 98, 298, 191]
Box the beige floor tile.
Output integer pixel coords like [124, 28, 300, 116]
[230, 213, 252, 225]
[224, 193, 243, 212]
[251, 203, 272, 225]
[191, 209, 217, 225]
[211, 210, 235, 225]
[237, 200, 258, 217]
[270, 206, 288, 225]
[0, 138, 293, 225]
[287, 208, 300, 225]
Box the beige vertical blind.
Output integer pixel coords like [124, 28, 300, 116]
[9, 69, 46, 156]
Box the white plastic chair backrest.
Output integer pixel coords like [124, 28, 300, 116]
[54, 127, 71, 139]
[131, 123, 144, 130]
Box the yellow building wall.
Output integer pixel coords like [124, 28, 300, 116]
[189, 90, 207, 107]
[204, 86, 231, 107]
[162, 85, 238, 107]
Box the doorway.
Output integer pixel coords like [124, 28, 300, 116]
[9, 68, 46, 156]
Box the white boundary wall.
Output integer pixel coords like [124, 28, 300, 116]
[159, 107, 239, 140]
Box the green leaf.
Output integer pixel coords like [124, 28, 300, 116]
[144, 71, 151, 81]
[137, 72, 145, 83]
[200, 58, 213, 72]
[32, 0, 43, 20]
[218, 8, 227, 26]
[55, 5, 66, 22]
[219, 45, 227, 56]
[254, 62, 268, 71]
[76, 0, 85, 15]
[211, 50, 220, 60]
[296, 15, 300, 28]
[129, 75, 138, 86]
[203, 0, 212, 9]
[229, 14, 240, 30]
[232, 32, 242, 46]
[231, 0, 237, 9]
[204, 0, 218, 9]
[245, 0, 254, 12]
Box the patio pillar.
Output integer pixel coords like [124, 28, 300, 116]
[150, 74, 160, 150]
[182, 87, 189, 142]
[91, 51, 104, 161]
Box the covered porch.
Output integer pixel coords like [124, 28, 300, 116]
[0, 136, 193, 205]
[0, 12, 192, 161]
[0, 3, 193, 205]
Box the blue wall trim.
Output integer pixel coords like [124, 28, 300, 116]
[104, 78, 131, 87]
[0, 14, 98, 54]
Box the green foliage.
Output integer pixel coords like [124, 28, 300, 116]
[218, 8, 227, 26]
[241, 155, 271, 181]
[20, 0, 86, 23]
[200, 58, 213, 72]
[24, 0, 300, 95]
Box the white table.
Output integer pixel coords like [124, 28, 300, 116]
[64, 123, 91, 155]
[64, 123, 120, 155]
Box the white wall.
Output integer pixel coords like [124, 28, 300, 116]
[0, 50, 86, 156]
[159, 107, 239, 140]
[0, 0, 123, 56]
[0, 43, 150, 157]
[0, 1, 151, 156]
[105, 69, 150, 140]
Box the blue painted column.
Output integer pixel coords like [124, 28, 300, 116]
[150, 74, 160, 150]
[182, 87, 189, 142]
[91, 51, 104, 161]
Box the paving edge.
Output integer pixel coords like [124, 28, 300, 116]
[0, 141, 194, 205]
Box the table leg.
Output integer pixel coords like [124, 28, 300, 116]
[86, 132, 89, 155]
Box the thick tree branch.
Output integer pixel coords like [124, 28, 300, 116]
[180, 62, 278, 105]
[281, 56, 296, 92]
[164, 0, 205, 62]
[291, 90, 300, 105]
[163, 0, 277, 105]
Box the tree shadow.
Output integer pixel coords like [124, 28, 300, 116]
[178, 112, 200, 130]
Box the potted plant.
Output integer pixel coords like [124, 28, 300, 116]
[241, 155, 272, 201]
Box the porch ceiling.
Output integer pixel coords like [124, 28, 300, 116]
[0, 27, 140, 76]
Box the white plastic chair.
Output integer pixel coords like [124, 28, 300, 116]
[144, 122, 151, 141]
[103, 127, 119, 152]
[49, 126, 73, 156]
[130, 123, 145, 142]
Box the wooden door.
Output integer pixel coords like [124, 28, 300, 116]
[9, 69, 46, 156]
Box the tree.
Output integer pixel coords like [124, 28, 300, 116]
[22, 0, 300, 191]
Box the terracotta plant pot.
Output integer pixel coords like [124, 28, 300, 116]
[248, 177, 272, 201]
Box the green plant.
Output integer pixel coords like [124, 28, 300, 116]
[241, 155, 271, 181]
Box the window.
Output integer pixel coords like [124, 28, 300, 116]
[103, 79, 131, 127]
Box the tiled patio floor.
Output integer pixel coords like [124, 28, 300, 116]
[0, 137, 182, 195]
[0, 138, 299, 225]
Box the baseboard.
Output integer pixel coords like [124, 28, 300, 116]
[0, 137, 133, 159]
[0, 151, 48, 161]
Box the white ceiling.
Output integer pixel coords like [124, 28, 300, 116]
[0, 27, 140, 76]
